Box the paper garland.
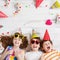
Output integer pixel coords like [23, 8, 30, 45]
[36, 0, 43, 8]
[51, 0, 60, 8]
[0, 11, 8, 18]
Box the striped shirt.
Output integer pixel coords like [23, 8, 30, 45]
[41, 50, 60, 60]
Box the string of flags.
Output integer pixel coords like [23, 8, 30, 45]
[4, 0, 11, 7]
[0, 11, 8, 18]
[0, 0, 60, 18]
[51, 0, 60, 9]
[35, 0, 43, 8]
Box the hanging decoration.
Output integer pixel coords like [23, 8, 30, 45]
[56, 14, 60, 23]
[0, 11, 8, 18]
[13, 2, 21, 16]
[2, 33, 4, 35]
[35, 0, 43, 8]
[4, 0, 11, 7]
[51, 0, 60, 9]
[0, 25, 3, 28]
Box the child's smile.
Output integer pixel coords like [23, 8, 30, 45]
[43, 41, 53, 53]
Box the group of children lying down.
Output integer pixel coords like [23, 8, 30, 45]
[0, 29, 60, 60]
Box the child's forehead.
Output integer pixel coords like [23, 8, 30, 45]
[14, 37, 21, 40]
[31, 38, 40, 41]
[43, 40, 51, 43]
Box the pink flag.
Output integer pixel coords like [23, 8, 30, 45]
[36, 0, 43, 8]
[0, 11, 8, 18]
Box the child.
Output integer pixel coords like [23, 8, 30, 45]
[0, 32, 25, 60]
[25, 30, 42, 60]
[13, 2, 21, 15]
[40, 29, 60, 60]
[40, 40, 60, 60]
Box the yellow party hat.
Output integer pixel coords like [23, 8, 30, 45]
[31, 29, 39, 39]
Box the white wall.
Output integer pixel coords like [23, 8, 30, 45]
[0, 0, 60, 51]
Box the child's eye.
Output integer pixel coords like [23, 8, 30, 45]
[48, 43, 50, 44]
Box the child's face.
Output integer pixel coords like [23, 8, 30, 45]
[0, 42, 4, 54]
[13, 37, 22, 47]
[42, 41, 53, 53]
[30, 39, 40, 51]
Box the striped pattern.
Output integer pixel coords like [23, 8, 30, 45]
[43, 50, 60, 60]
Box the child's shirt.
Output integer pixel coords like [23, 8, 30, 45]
[4, 46, 17, 60]
[40, 50, 60, 60]
[25, 51, 42, 60]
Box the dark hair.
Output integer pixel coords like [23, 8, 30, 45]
[20, 36, 28, 49]
[1, 36, 13, 49]
[13, 32, 28, 49]
[40, 40, 53, 52]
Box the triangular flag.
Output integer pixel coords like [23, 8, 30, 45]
[43, 29, 50, 40]
[0, 11, 8, 18]
[36, 0, 43, 8]
[51, 1, 60, 9]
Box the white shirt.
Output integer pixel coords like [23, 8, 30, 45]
[25, 51, 42, 60]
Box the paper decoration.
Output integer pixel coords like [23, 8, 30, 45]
[45, 19, 52, 25]
[7, 32, 9, 34]
[2, 33, 4, 35]
[56, 14, 60, 23]
[13, 2, 21, 15]
[43, 29, 51, 40]
[51, 0, 60, 8]
[4, 0, 11, 7]
[36, 0, 43, 8]
[0, 25, 3, 28]
[0, 11, 8, 18]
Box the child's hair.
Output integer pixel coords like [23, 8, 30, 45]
[20, 36, 28, 49]
[1, 36, 13, 49]
[13, 32, 28, 49]
[40, 40, 53, 52]
[0, 40, 2, 42]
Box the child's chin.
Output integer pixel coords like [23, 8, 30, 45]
[46, 49, 51, 53]
[32, 48, 38, 51]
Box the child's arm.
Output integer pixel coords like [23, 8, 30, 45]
[0, 47, 13, 60]
[0, 47, 8, 60]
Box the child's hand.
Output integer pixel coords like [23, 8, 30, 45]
[4, 47, 13, 55]
[6, 49, 13, 55]
[40, 54, 45, 60]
